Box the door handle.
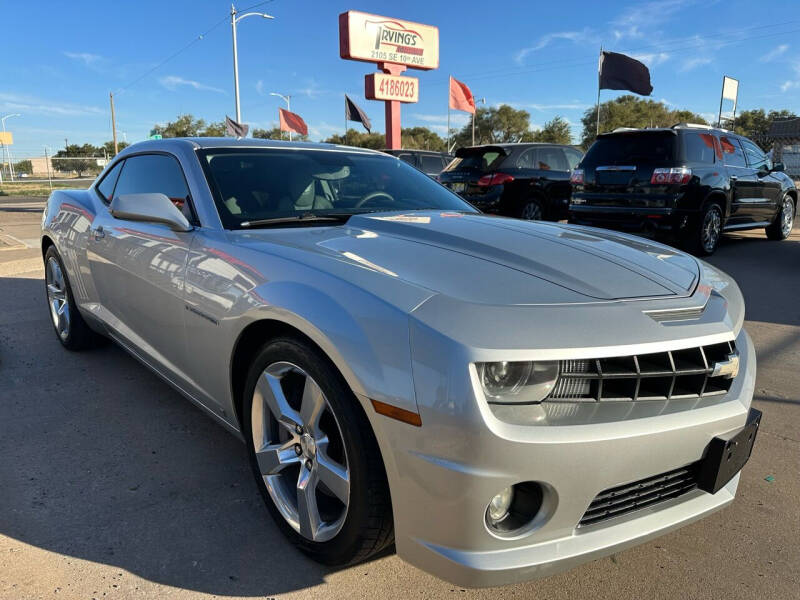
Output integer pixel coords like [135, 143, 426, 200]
[91, 226, 105, 240]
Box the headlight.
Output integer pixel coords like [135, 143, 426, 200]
[477, 361, 559, 404]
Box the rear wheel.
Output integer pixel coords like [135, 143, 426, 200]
[44, 246, 106, 350]
[243, 337, 393, 565]
[519, 200, 543, 221]
[766, 195, 795, 240]
[687, 202, 722, 256]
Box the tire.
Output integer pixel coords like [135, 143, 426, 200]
[44, 246, 106, 351]
[519, 199, 543, 221]
[243, 336, 393, 566]
[686, 202, 723, 256]
[765, 194, 795, 241]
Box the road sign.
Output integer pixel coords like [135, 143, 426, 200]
[0, 132, 13, 145]
[365, 73, 419, 103]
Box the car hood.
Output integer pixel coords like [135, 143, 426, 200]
[234, 211, 700, 306]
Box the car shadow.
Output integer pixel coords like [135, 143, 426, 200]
[0, 274, 388, 596]
[706, 228, 800, 328]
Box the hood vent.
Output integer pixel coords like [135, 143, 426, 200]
[644, 305, 706, 323]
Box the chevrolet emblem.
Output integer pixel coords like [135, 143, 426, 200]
[711, 351, 740, 379]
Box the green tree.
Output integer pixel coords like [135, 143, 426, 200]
[102, 140, 129, 157]
[252, 127, 309, 142]
[13, 159, 32, 175]
[452, 105, 532, 148]
[580, 95, 708, 148]
[529, 116, 572, 145]
[324, 129, 385, 149]
[401, 127, 446, 151]
[151, 114, 227, 138]
[52, 143, 102, 178]
[734, 109, 797, 150]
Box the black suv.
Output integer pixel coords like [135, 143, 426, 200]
[382, 149, 454, 178]
[570, 124, 797, 255]
[438, 143, 584, 221]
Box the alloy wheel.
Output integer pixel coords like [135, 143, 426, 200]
[521, 201, 542, 220]
[46, 256, 70, 341]
[251, 361, 350, 542]
[702, 206, 721, 253]
[781, 198, 794, 237]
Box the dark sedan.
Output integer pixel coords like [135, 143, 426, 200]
[438, 143, 583, 221]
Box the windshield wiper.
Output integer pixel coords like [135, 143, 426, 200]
[239, 213, 354, 228]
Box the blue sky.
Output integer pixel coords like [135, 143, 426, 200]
[3, 0, 800, 157]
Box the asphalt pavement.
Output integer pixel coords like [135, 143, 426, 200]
[1, 197, 798, 599]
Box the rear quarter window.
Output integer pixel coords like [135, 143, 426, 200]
[719, 136, 747, 168]
[682, 132, 717, 164]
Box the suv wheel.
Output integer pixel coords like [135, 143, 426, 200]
[766, 194, 795, 241]
[520, 200, 543, 221]
[688, 203, 723, 256]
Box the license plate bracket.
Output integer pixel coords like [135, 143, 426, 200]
[697, 408, 761, 494]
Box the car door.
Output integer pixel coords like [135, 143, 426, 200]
[719, 134, 759, 225]
[519, 146, 572, 216]
[87, 153, 197, 382]
[740, 137, 781, 221]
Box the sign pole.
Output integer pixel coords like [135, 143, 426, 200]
[717, 77, 724, 128]
[596, 46, 603, 138]
[379, 62, 407, 149]
[110, 92, 118, 155]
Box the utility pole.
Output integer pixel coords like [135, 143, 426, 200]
[109, 92, 118, 155]
[44, 147, 53, 191]
[231, 4, 275, 123]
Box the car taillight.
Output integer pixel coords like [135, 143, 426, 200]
[570, 169, 584, 184]
[478, 173, 515, 186]
[650, 167, 692, 185]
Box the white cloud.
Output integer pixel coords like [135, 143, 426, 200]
[523, 102, 591, 111]
[255, 80, 265, 96]
[412, 113, 470, 125]
[632, 52, 671, 67]
[514, 29, 596, 64]
[159, 75, 225, 94]
[679, 56, 712, 72]
[761, 44, 788, 62]
[781, 80, 800, 93]
[611, 0, 690, 40]
[63, 51, 104, 66]
[0, 92, 104, 117]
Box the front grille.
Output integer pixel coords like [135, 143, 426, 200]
[549, 341, 736, 402]
[579, 462, 700, 527]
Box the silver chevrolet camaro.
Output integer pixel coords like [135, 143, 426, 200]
[40, 138, 760, 587]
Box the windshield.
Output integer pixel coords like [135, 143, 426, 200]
[582, 132, 676, 166]
[199, 148, 475, 229]
[443, 148, 507, 173]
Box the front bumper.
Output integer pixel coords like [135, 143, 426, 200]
[365, 327, 756, 587]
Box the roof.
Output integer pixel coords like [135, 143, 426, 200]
[382, 148, 452, 156]
[768, 118, 800, 139]
[118, 137, 384, 155]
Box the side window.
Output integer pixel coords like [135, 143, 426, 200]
[740, 138, 769, 170]
[719, 136, 747, 168]
[397, 153, 415, 166]
[95, 160, 124, 203]
[535, 148, 568, 171]
[113, 154, 195, 222]
[420, 154, 444, 174]
[683, 133, 716, 164]
[564, 148, 583, 170]
[515, 149, 536, 169]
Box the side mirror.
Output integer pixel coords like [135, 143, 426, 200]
[771, 162, 785, 172]
[110, 193, 192, 232]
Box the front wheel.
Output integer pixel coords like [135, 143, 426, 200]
[765, 195, 795, 240]
[687, 203, 722, 256]
[243, 337, 393, 565]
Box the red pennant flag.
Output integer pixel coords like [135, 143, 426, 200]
[279, 108, 308, 136]
[449, 76, 475, 114]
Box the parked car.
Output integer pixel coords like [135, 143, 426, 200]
[381, 148, 453, 178]
[42, 138, 759, 587]
[570, 124, 797, 255]
[438, 143, 584, 221]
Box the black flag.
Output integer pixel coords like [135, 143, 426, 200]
[344, 95, 371, 133]
[599, 51, 653, 96]
[225, 115, 249, 138]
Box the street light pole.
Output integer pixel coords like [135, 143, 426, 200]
[231, 4, 274, 123]
[270, 92, 292, 141]
[1, 113, 21, 181]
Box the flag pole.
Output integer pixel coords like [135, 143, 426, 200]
[344, 95, 347, 143]
[596, 46, 602, 138]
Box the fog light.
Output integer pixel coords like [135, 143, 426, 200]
[487, 486, 514, 523]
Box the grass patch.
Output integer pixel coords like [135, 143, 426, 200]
[0, 179, 92, 197]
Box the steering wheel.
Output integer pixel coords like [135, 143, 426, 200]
[354, 191, 395, 209]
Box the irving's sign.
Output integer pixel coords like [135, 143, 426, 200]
[339, 11, 439, 70]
